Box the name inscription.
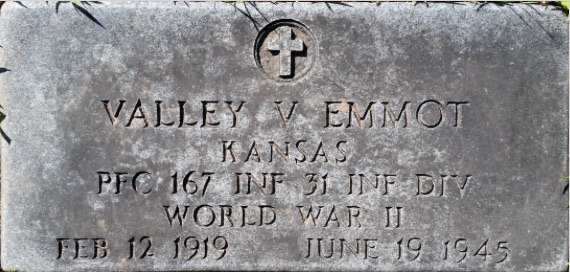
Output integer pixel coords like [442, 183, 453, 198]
[101, 99, 469, 129]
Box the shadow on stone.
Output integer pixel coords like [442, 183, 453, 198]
[14, 1, 28, 8]
[231, 1, 270, 31]
[323, 2, 353, 13]
[174, 1, 190, 8]
[0, 109, 10, 145]
[479, 3, 555, 40]
[56, 1, 105, 29]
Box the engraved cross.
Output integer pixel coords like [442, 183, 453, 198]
[267, 26, 304, 77]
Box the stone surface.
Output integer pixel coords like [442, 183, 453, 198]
[0, 2, 568, 271]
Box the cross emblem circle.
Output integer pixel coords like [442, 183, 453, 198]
[254, 19, 318, 83]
